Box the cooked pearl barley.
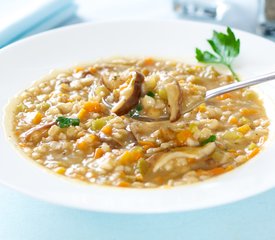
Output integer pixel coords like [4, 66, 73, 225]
[12, 57, 268, 188]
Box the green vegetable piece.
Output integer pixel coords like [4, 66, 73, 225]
[146, 91, 155, 98]
[37, 102, 50, 111]
[90, 116, 114, 131]
[137, 158, 149, 176]
[56, 116, 80, 128]
[201, 135, 217, 146]
[129, 103, 143, 117]
[17, 103, 27, 112]
[91, 118, 107, 131]
[195, 27, 240, 81]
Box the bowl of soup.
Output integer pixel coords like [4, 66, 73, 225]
[1, 20, 275, 213]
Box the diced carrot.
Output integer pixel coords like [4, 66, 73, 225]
[77, 141, 89, 151]
[101, 125, 112, 135]
[15, 131, 21, 136]
[216, 93, 232, 100]
[77, 134, 99, 151]
[225, 165, 234, 172]
[196, 169, 208, 176]
[83, 101, 102, 113]
[198, 103, 206, 112]
[247, 147, 260, 159]
[119, 150, 143, 165]
[78, 108, 88, 121]
[237, 124, 251, 134]
[143, 58, 155, 66]
[89, 134, 99, 142]
[132, 151, 143, 161]
[32, 112, 43, 124]
[138, 141, 156, 150]
[94, 148, 104, 159]
[153, 176, 164, 184]
[117, 181, 130, 187]
[240, 108, 258, 116]
[142, 68, 150, 76]
[187, 158, 196, 164]
[209, 167, 226, 175]
[75, 66, 84, 72]
[89, 67, 97, 74]
[228, 116, 238, 125]
[53, 167, 66, 174]
[176, 130, 192, 144]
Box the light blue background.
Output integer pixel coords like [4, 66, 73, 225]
[1, 185, 275, 240]
[1, 0, 275, 239]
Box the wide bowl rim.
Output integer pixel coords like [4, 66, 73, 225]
[1, 19, 275, 213]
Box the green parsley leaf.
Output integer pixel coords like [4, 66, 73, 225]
[146, 91, 155, 98]
[201, 135, 217, 146]
[129, 103, 143, 117]
[56, 116, 80, 128]
[196, 27, 240, 81]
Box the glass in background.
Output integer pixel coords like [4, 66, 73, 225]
[257, 0, 275, 38]
[173, 0, 229, 22]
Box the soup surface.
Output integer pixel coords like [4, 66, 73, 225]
[11, 58, 269, 188]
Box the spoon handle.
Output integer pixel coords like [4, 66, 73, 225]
[205, 72, 275, 100]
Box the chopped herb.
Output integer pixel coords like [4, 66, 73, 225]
[136, 103, 143, 111]
[129, 103, 143, 117]
[195, 27, 240, 81]
[146, 91, 155, 98]
[201, 135, 217, 145]
[56, 116, 80, 128]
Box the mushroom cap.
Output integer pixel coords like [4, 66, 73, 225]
[111, 71, 144, 116]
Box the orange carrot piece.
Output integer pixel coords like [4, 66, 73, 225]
[216, 93, 232, 100]
[78, 108, 88, 121]
[83, 101, 102, 113]
[101, 125, 112, 136]
[89, 67, 97, 74]
[117, 181, 130, 187]
[247, 147, 260, 159]
[94, 148, 104, 159]
[143, 58, 155, 66]
[240, 108, 258, 116]
[138, 141, 156, 150]
[209, 167, 226, 175]
[119, 151, 143, 164]
[77, 141, 89, 151]
[228, 116, 238, 125]
[176, 130, 192, 144]
[32, 112, 43, 124]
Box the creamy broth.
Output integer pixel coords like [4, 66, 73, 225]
[11, 58, 269, 188]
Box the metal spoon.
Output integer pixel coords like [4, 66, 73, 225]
[103, 72, 275, 122]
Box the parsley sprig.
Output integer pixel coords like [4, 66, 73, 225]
[56, 116, 80, 128]
[196, 27, 240, 81]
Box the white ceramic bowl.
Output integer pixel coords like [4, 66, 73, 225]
[1, 20, 275, 213]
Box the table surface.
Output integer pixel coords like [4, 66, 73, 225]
[1, 0, 275, 239]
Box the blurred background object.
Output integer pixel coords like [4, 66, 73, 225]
[257, 0, 275, 38]
[1, 0, 273, 48]
[0, 0, 77, 48]
[173, 0, 228, 21]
